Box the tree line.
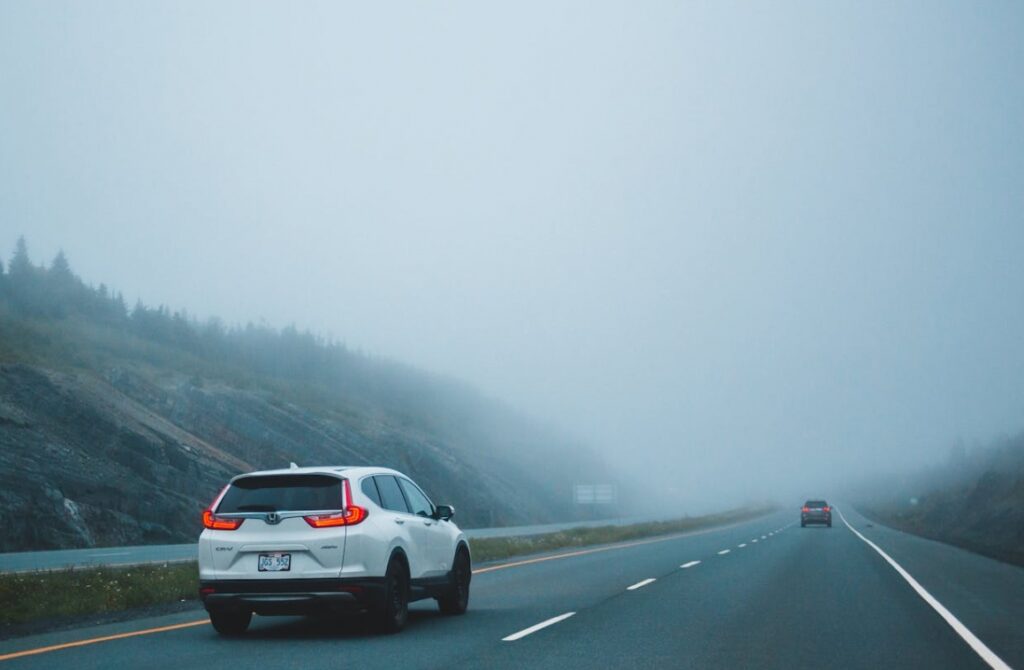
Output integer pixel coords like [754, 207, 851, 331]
[0, 236, 385, 394]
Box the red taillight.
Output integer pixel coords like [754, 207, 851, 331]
[203, 508, 243, 530]
[202, 485, 243, 530]
[824, 506, 831, 513]
[304, 479, 367, 528]
[802, 506, 810, 513]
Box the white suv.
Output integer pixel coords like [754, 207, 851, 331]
[197, 465, 471, 635]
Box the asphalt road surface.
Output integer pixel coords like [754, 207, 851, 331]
[2, 506, 1021, 669]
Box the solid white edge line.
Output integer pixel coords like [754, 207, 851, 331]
[717, 549, 730, 555]
[837, 508, 1011, 670]
[627, 578, 657, 591]
[502, 612, 576, 641]
[680, 560, 701, 568]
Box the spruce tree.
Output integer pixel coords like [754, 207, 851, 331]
[49, 250, 73, 284]
[9, 236, 31, 278]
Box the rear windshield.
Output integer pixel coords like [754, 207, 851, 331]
[217, 475, 343, 513]
[805, 500, 828, 508]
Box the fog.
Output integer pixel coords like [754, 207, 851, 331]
[2, 2, 1022, 512]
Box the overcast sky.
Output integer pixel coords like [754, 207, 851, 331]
[2, 1, 1022, 506]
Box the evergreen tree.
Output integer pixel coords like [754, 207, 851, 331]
[6, 236, 46, 315]
[9, 236, 32, 279]
[49, 250, 74, 285]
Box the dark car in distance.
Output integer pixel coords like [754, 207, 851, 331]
[801, 500, 832, 527]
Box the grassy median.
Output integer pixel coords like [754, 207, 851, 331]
[0, 506, 773, 630]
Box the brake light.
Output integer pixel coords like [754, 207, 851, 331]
[824, 506, 830, 513]
[202, 486, 243, 530]
[802, 506, 809, 513]
[203, 512, 243, 532]
[304, 479, 368, 528]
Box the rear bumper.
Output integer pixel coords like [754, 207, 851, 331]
[200, 578, 385, 615]
[801, 515, 832, 524]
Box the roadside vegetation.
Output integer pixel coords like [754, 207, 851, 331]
[0, 562, 196, 629]
[0, 506, 773, 631]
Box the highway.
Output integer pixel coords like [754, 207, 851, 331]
[0, 515, 682, 573]
[1, 507, 1021, 669]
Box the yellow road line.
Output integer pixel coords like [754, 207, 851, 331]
[0, 620, 209, 662]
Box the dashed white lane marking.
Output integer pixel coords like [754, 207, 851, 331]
[751, 539, 758, 543]
[837, 508, 1010, 670]
[738, 543, 747, 548]
[680, 560, 701, 569]
[502, 612, 577, 641]
[627, 578, 657, 591]
[717, 549, 731, 555]
[761, 535, 767, 540]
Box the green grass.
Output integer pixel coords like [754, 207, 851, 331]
[0, 562, 197, 627]
[0, 506, 773, 628]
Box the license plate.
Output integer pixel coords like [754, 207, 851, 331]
[258, 553, 291, 572]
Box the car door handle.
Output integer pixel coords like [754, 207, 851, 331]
[394, 519, 405, 525]
[422, 520, 433, 526]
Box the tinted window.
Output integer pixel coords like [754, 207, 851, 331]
[374, 475, 410, 513]
[218, 475, 342, 513]
[805, 500, 828, 508]
[361, 477, 383, 506]
[398, 478, 433, 517]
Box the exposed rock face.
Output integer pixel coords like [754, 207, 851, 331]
[0, 364, 565, 552]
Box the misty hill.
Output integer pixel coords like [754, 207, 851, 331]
[0, 238, 608, 552]
[856, 435, 1024, 566]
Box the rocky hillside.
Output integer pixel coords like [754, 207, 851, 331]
[0, 240, 607, 551]
[856, 435, 1024, 567]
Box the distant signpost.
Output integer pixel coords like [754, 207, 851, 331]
[573, 483, 617, 505]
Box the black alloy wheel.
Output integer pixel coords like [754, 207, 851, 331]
[378, 557, 409, 633]
[438, 548, 471, 615]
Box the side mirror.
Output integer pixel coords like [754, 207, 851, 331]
[435, 504, 454, 521]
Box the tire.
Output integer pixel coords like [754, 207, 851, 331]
[801, 521, 806, 527]
[827, 521, 832, 527]
[437, 547, 471, 615]
[377, 555, 409, 633]
[209, 609, 251, 636]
